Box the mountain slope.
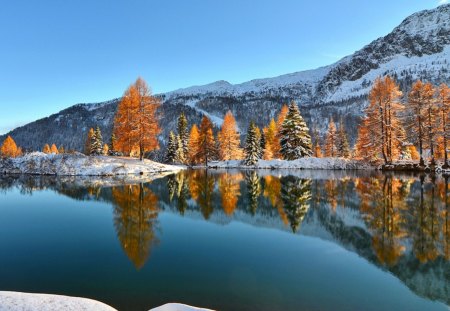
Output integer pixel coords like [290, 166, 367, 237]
[2, 4, 450, 153]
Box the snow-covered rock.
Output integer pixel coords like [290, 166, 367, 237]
[0, 292, 116, 311]
[206, 158, 374, 170]
[0, 292, 214, 311]
[0, 152, 184, 176]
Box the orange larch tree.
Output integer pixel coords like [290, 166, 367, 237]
[324, 119, 337, 157]
[114, 77, 161, 160]
[188, 124, 201, 164]
[196, 116, 217, 165]
[51, 144, 58, 154]
[43, 144, 51, 154]
[436, 83, 450, 167]
[218, 111, 243, 160]
[0, 136, 22, 158]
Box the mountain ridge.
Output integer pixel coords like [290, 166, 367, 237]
[2, 4, 450, 154]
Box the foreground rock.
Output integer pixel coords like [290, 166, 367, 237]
[0, 152, 184, 176]
[0, 292, 214, 311]
[206, 158, 373, 170]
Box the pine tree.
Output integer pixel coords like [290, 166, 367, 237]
[58, 146, 65, 154]
[109, 133, 117, 155]
[90, 126, 103, 156]
[42, 144, 51, 154]
[259, 130, 266, 159]
[165, 131, 177, 163]
[244, 121, 260, 165]
[336, 119, 350, 158]
[177, 113, 189, 163]
[218, 110, 243, 160]
[0, 136, 22, 158]
[279, 101, 312, 160]
[325, 119, 337, 157]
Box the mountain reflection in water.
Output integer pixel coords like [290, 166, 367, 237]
[0, 169, 448, 308]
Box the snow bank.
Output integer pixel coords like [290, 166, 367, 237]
[206, 158, 373, 170]
[0, 292, 214, 311]
[150, 303, 214, 311]
[0, 152, 184, 176]
[0, 292, 116, 311]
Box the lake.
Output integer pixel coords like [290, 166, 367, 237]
[0, 170, 448, 311]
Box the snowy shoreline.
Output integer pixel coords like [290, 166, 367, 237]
[0, 152, 184, 176]
[0, 291, 213, 311]
[204, 158, 374, 170]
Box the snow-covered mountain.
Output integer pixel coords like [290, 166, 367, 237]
[2, 4, 450, 152]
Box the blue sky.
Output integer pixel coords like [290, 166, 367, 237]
[0, 0, 446, 134]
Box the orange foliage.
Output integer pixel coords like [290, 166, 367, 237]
[0, 136, 22, 158]
[113, 77, 161, 160]
[218, 172, 243, 216]
[218, 111, 243, 160]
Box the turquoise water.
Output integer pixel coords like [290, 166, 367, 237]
[0, 170, 448, 311]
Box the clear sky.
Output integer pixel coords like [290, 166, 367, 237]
[0, 0, 446, 134]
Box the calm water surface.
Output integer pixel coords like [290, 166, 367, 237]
[0, 170, 448, 311]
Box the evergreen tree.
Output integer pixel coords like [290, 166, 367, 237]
[280, 101, 312, 160]
[177, 113, 189, 163]
[259, 131, 266, 158]
[244, 121, 261, 165]
[90, 126, 103, 155]
[336, 119, 351, 158]
[58, 146, 65, 154]
[165, 131, 177, 163]
[109, 133, 117, 155]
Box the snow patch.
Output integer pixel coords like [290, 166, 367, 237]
[0, 152, 184, 176]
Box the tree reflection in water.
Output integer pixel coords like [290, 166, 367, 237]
[0, 171, 448, 302]
[111, 183, 159, 270]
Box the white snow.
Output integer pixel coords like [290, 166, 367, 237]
[326, 45, 450, 103]
[165, 66, 330, 99]
[0, 292, 116, 311]
[184, 100, 224, 127]
[206, 158, 373, 170]
[0, 292, 214, 311]
[0, 152, 184, 176]
[150, 303, 214, 311]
